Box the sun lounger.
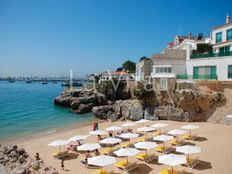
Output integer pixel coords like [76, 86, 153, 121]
[67, 144, 78, 151]
[159, 168, 180, 174]
[154, 132, 161, 136]
[183, 157, 200, 169]
[136, 153, 149, 161]
[52, 151, 69, 159]
[100, 147, 118, 155]
[170, 139, 185, 146]
[136, 153, 157, 163]
[116, 160, 128, 169]
[155, 146, 175, 154]
[182, 134, 198, 140]
[120, 142, 131, 148]
[91, 169, 110, 174]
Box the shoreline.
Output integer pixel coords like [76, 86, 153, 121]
[2, 120, 232, 174]
[1, 117, 104, 146]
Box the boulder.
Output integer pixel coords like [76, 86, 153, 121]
[154, 106, 192, 122]
[92, 105, 114, 119]
[75, 104, 91, 114]
[18, 156, 26, 163]
[16, 148, 26, 156]
[71, 100, 81, 110]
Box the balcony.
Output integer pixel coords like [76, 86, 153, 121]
[191, 51, 232, 59]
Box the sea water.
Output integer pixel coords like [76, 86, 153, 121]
[0, 81, 94, 140]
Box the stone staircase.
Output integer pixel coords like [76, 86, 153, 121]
[208, 88, 232, 125]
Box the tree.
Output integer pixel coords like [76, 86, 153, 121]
[139, 56, 150, 62]
[192, 43, 213, 54]
[134, 83, 156, 109]
[122, 60, 136, 73]
[96, 79, 131, 101]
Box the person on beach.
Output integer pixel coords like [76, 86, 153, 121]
[95, 149, 100, 156]
[84, 150, 92, 167]
[96, 123, 99, 130]
[93, 123, 96, 131]
[35, 153, 40, 160]
[61, 160, 64, 170]
[109, 131, 113, 137]
[97, 135, 102, 141]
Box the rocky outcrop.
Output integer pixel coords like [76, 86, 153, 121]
[92, 84, 225, 122]
[208, 88, 232, 125]
[0, 145, 58, 174]
[55, 90, 107, 114]
[154, 106, 192, 122]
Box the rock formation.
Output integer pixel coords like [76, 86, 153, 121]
[54, 90, 107, 114]
[0, 145, 58, 174]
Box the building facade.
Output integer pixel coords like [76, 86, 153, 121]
[186, 15, 232, 81]
[135, 58, 152, 82]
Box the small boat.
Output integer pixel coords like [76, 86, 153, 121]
[61, 81, 83, 87]
[42, 82, 48, 85]
[25, 80, 32, 83]
[8, 80, 15, 83]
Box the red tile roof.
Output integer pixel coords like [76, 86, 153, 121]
[103, 71, 128, 76]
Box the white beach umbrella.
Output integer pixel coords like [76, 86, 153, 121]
[136, 119, 150, 124]
[134, 141, 157, 154]
[77, 143, 101, 151]
[137, 126, 156, 132]
[114, 148, 141, 157]
[159, 154, 187, 173]
[176, 145, 201, 160]
[134, 141, 157, 150]
[114, 148, 140, 162]
[153, 135, 174, 142]
[87, 155, 116, 167]
[118, 133, 139, 142]
[167, 129, 187, 136]
[68, 135, 89, 142]
[48, 139, 69, 152]
[48, 140, 69, 147]
[151, 123, 168, 133]
[181, 124, 199, 130]
[137, 126, 156, 138]
[121, 122, 137, 127]
[226, 115, 232, 119]
[181, 124, 199, 137]
[89, 130, 108, 136]
[136, 119, 150, 126]
[105, 126, 122, 131]
[100, 138, 122, 145]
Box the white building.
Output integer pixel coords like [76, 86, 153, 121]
[135, 58, 152, 82]
[186, 15, 232, 81]
[167, 34, 211, 51]
[100, 71, 132, 82]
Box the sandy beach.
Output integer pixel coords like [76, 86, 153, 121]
[2, 120, 232, 174]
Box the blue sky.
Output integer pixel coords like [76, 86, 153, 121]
[0, 0, 231, 77]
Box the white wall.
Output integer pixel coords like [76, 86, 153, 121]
[186, 56, 232, 81]
[212, 24, 232, 44]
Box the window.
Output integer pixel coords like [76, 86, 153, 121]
[155, 67, 172, 73]
[193, 66, 217, 79]
[227, 29, 232, 41]
[216, 32, 222, 43]
[160, 78, 168, 90]
[219, 46, 230, 53]
[228, 65, 232, 78]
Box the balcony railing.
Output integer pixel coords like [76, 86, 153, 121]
[191, 51, 232, 59]
[176, 74, 218, 80]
